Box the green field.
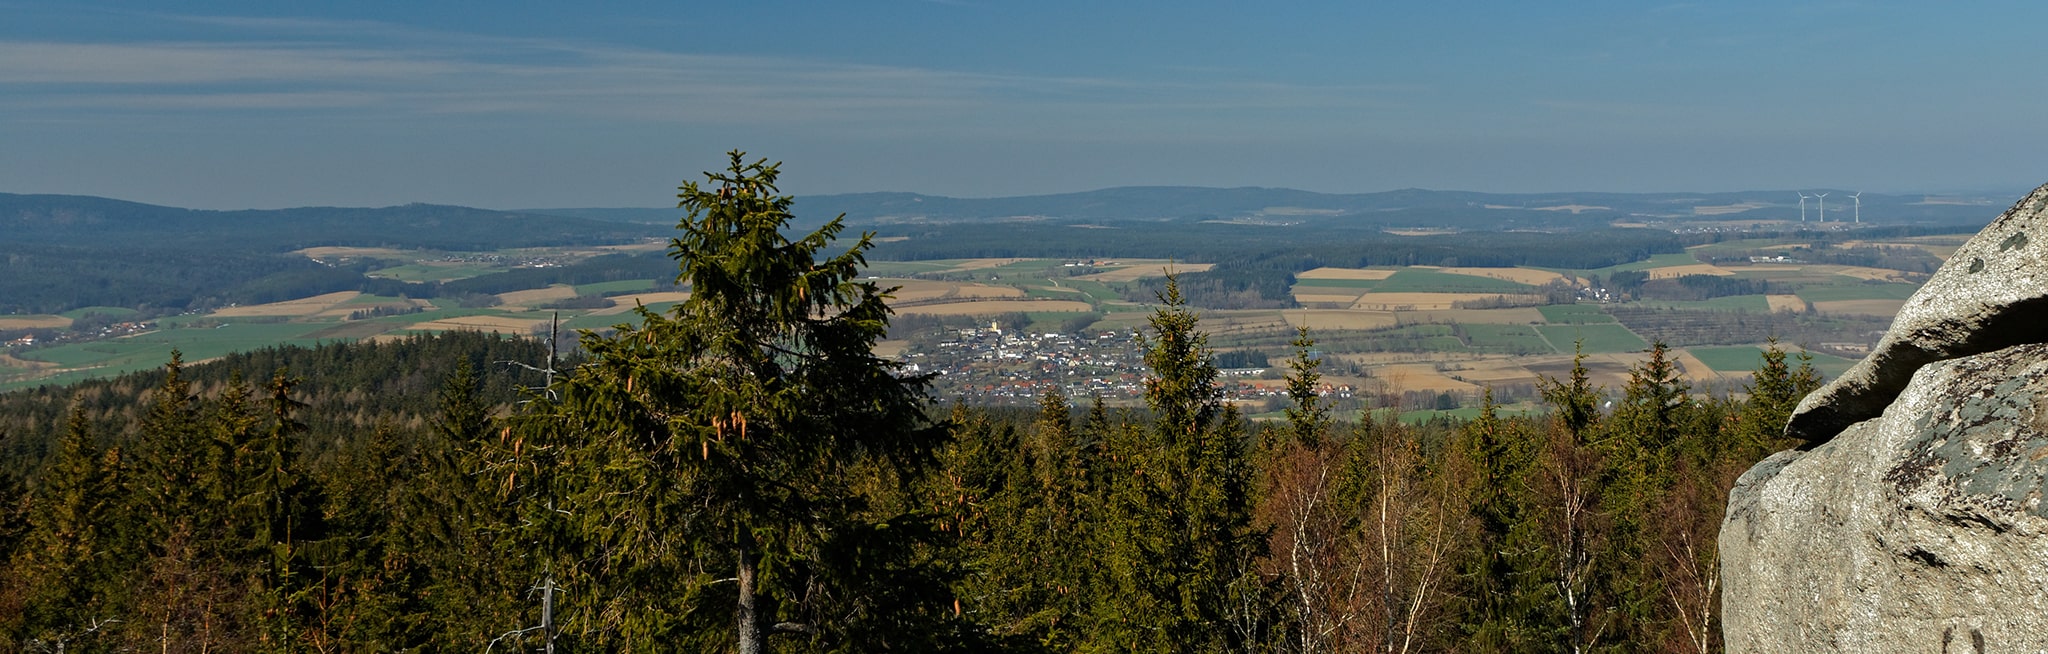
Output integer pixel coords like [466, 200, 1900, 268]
[1089, 312, 1154, 331]
[557, 302, 686, 332]
[1536, 324, 1648, 353]
[1584, 252, 1702, 274]
[60, 306, 139, 319]
[1538, 304, 1616, 324]
[862, 260, 963, 276]
[342, 294, 411, 305]
[303, 321, 400, 340]
[368, 262, 505, 282]
[1023, 285, 1089, 300]
[563, 312, 639, 332]
[360, 307, 496, 324]
[1374, 269, 1536, 293]
[1689, 346, 1769, 372]
[1803, 351, 1858, 379]
[1638, 295, 1770, 312]
[4, 322, 335, 391]
[1368, 325, 1470, 353]
[1794, 282, 1920, 302]
[987, 259, 1071, 275]
[575, 279, 659, 296]
[1422, 335, 1467, 351]
[1684, 238, 1799, 256]
[1292, 278, 1382, 289]
[1461, 324, 1554, 353]
[1063, 279, 1125, 302]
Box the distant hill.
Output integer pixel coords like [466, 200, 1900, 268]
[0, 193, 673, 316]
[525, 186, 2009, 227]
[0, 193, 665, 252]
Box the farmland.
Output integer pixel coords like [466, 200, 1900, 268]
[0, 232, 1945, 415]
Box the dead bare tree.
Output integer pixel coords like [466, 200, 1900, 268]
[1260, 439, 1356, 654]
[1535, 425, 1607, 654]
[1340, 413, 1470, 654]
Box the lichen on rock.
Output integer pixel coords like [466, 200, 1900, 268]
[1723, 343, 2048, 652]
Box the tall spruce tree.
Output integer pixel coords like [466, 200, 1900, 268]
[125, 350, 250, 650]
[1457, 389, 1545, 650]
[11, 408, 120, 650]
[1732, 339, 1823, 460]
[1282, 327, 1329, 450]
[508, 152, 952, 651]
[1096, 275, 1264, 652]
[1599, 340, 1693, 646]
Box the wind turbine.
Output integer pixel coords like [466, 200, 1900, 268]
[1850, 191, 1862, 224]
[1817, 192, 1828, 223]
[1798, 193, 1810, 222]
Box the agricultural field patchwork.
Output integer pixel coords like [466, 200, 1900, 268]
[1, 251, 1927, 403]
[1536, 324, 1649, 354]
[1351, 293, 1536, 311]
[1295, 267, 1397, 280]
[1074, 260, 1215, 282]
[1538, 304, 1615, 324]
[1374, 269, 1537, 293]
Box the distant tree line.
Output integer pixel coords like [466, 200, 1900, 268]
[1600, 272, 1774, 302]
[0, 194, 662, 252]
[1705, 244, 1942, 275]
[1608, 307, 1891, 352]
[866, 218, 1687, 268]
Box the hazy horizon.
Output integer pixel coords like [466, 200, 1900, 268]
[7, 2, 2048, 210]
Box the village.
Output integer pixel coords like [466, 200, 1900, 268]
[3, 320, 155, 350]
[901, 323, 1356, 411]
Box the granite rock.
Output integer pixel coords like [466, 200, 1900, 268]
[1722, 343, 2048, 653]
[1785, 182, 2048, 443]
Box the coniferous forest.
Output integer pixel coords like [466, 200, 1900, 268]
[0, 154, 1821, 653]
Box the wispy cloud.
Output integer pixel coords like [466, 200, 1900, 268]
[0, 13, 1412, 134]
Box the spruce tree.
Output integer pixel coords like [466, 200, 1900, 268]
[11, 408, 120, 649]
[1095, 275, 1263, 652]
[509, 152, 952, 651]
[125, 350, 248, 650]
[1020, 386, 1091, 649]
[1733, 339, 1822, 460]
[1538, 342, 1601, 441]
[1600, 341, 1692, 646]
[1282, 327, 1329, 449]
[1456, 389, 1542, 650]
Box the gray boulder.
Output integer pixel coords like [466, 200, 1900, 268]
[1722, 343, 2048, 652]
[1786, 181, 2048, 443]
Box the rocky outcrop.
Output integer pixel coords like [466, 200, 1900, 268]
[1723, 343, 2048, 651]
[1785, 182, 2048, 443]
[1726, 183, 2048, 651]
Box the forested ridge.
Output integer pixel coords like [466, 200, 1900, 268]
[0, 156, 1821, 652]
[0, 246, 678, 316]
[0, 193, 662, 251]
[0, 192, 670, 315]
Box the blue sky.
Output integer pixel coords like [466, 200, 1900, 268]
[5, 1, 2046, 209]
